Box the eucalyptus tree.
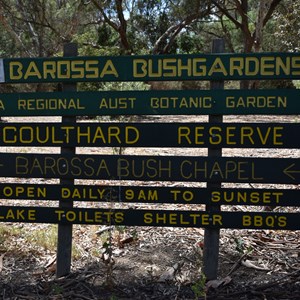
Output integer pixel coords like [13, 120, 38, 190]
[206, 0, 284, 88]
[90, 0, 213, 54]
[211, 0, 283, 53]
[272, 0, 300, 52]
[0, 0, 92, 58]
[0, 0, 95, 91]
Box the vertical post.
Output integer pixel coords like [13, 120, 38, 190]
[56, 43, 77, 278]
[203, 39, 225, 280]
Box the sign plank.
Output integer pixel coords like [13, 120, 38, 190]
[0, 89, 299, 116]
[0, 206, 298, 230]
[0, 183, 298, 206]
[1, 53, 300, 83]
[0, 122, 298, 148]
[0, 153, 299, 183]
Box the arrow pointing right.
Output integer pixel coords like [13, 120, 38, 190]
[283, 163, 300, 180]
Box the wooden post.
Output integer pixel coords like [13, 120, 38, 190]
[203, 39, 225, 280]
[56, 43, 77, 278]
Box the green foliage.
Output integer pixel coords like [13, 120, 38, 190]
[234, 237, 245, 254]
[0, 0, 94, 58]
[0, 225, 23, 250]
[97, 24, 114, 46]
[0, 224, 57, 252]
[272, 0, 300, 52]
[234, 237, 253, 255]
[178, 34, 196, 54]
[26, 225, 57, 251]
[51, 284, 64, 295]
[191, 272, 207, 299]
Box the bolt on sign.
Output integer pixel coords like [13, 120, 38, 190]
[0, 50, 300, 280]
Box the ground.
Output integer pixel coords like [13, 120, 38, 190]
[0, 114, 300, 300]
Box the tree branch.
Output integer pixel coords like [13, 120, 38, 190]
[0, 4, 33, 56]
[220, 15, 235, 52]
[115, 0, 131, 53]
[91, 0, 131, 53]
[212, 0, 242, 29]
[263, 0, 282, 26]
[90, 0, 119, 31]
[154, 3, 211, 55]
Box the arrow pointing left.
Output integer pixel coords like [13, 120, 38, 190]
[283, 163, 300, 180]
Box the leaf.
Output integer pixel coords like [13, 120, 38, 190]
[120, 236, 134, 245]
[158, 262, 183, 282]
[206, 276, 232, 290]
[0, 253, 5, 273]
[241, 259, 270, 271]
[45, 255, 56, 269]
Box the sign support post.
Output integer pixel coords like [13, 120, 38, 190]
[203, 39, 225, 280]
[56, 43, 77, 278]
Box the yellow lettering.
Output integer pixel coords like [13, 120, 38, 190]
[208, 57, 228, 76]
[209, 127, 222, 145]
[100, 60, 118, 78]
[193, 58, 207, 76]
[178, 126, 191, 145]
[261, 57, 275, 75]
[163, 58, 177, 77]
[9, 62, 23, 80]
[43, 61, 56, 79]
[24, 62, 42, 79]
[177, 59, 191, 76]
[245, 57, 259, 76]
[229, 57, 244, 76]
[71, 60, 84, 78]
[292, 57, 300, 75]
[86, 60, 99, 78]
[57, 61, 70, 79]
[133, 59, 147, 78]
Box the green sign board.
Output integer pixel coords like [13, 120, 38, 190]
[1, 52, 300, 83]
[1, 153, 299, 183]
[0, 89, 299, 116]
[0, 122, 299, 148]
[0, 183, 298, 207]
[0, 206, 298, 230]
